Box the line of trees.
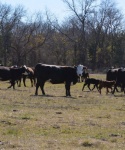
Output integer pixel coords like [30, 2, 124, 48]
[0, 0, 125, 71]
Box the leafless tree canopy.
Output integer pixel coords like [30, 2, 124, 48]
[0, 0, 125, 71]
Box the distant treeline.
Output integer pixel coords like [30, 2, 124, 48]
[0, 0, 125, 71]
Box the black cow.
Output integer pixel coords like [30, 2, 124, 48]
[106, 68, 119, 81]
[0, 65, 28, 89]
[112, 68, 125, 94]
[34, 63, 85, 96]
[81, 72, 89, 82]
[106, 68, 122, 92]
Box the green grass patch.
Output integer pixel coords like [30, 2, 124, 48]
[0, 75, 125, 149]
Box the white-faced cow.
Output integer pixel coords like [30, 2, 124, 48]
[0, 65, 28, 89]
[34, 63, 86, 96]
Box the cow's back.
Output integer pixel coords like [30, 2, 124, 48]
[34, 63, 78, 84]
[35, 64, 52, 80]
[106, 68, 118, 81]
[117, 69, 125, 83]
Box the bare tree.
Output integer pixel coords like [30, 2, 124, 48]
[10, 13, 52, 66]
[62, 0, 97, 64]
[95, 0, 123, 68]
[0, 3, 26, 65]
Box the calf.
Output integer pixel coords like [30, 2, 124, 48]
[98, 80, 116, 94]
[82, 78, 100, 91]
[81, 72, 89, 82]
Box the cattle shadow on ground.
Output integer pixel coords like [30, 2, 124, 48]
[0, 88, 8, 90]
[30, 94, 77, 99]
[82, 90, 99, 93]
[30, 94, 54, 97]
[12, 89, 28, 92]
[0, 88, 28, 92]
[114, 94, 125, 97]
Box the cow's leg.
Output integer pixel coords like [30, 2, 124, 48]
[65, 83, 71, 96]
[23, 76, 27, 87]
[18, 78, 21, 87]
[115, 83, 122, 92]
[35, 79, 46, 95]
[88, 83, 91, 91]
[106, 87, 108, 94]
[8, 80, 15, 89]
[12, 81, 16, 89]
[33, 77, 36, 87]
[8, 80, 12, 89]
[29, 77, 33, 87]
[106, 87, 109, 94]
[65, 84, 68, 96]
[121, 84, 125, 93]
[110, 87, 113, 93]
[40, 82, 45, 95]
[91, 84, 96, 91]
[100, 88, 102, 94]
[123, 85, 125, 94]
[82, 83, 87, 91]
[35, 81, 40, 95]
[116, 87, 119, 92]
[112, 84, 117, 94]
[96, 84, 99, 92]
[98, 86, 101, 94]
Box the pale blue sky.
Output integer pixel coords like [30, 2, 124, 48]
[1, 0, 69, 22]
[1, 0, 125, 22]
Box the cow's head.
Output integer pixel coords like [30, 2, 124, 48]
[22, 65, 27, 70]
[21, 65, 29, 75]
[76, 64, 88, 76]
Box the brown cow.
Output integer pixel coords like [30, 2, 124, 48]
[98, 80, 116, 94]
[20, 67, 36, 87]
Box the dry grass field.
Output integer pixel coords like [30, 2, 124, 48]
[0, 74, 125, 150]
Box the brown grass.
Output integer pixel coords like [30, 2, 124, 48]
[0, 74, 125, 150]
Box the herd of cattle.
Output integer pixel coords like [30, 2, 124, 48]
[0, 63, 125, 96]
